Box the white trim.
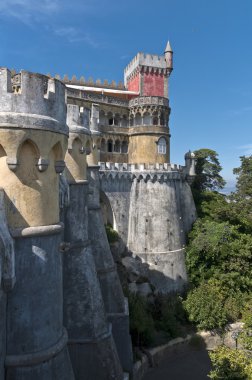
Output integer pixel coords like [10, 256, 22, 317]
[67, 84, 139, 96]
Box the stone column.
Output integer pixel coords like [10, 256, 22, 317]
[62, 105, 123, 379]
[0, 69, 74, 380]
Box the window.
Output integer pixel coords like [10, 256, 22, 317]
[158, 138, 166, 154]
[121, 141, 128, 153]
[114, 140, 121, 153]
[107, 140, 113, 152]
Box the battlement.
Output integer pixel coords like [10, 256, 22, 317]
[67, 104, 90, 134]
[99, 156, 197, 184]
[99, 161, 184, 172]
[0, 68, 68, 135]
[99, 161, 187, 182]
[124, 53, 166, 74]
[124, 53, 168, 85]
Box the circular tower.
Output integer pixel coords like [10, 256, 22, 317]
[0, 68, 74, 379]
[124, 42, 173, 164]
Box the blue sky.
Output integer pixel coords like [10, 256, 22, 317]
[1, 0, 252, 191]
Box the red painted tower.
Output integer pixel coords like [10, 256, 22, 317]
[124, 41, 173, 97]
[124, 41, 173, 164]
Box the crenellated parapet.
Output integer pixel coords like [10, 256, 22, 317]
[124, 53, 172, 89]
[0, 68, 68, 135]
[99, 160, 195, 184]
[0, 68, 68, 228]
[9, 69, 126, 91]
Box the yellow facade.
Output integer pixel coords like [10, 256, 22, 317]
[0, 129, 67, 228]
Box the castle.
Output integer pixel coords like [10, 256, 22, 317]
[0, 42, 196, 379]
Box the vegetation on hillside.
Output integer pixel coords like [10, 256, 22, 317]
[184, 150, 252, 377]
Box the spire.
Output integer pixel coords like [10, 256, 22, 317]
[164, 40, 173, 70]
[164, 40, 173, 54]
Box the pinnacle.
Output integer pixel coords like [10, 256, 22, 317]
[164, 40, 173, 53]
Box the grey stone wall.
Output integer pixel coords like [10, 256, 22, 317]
[100, 168, 196, 293]
[62, 180, 124, 379]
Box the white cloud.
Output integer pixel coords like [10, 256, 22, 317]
[54, 27, 99, 47]
[0, 0, 60, 24]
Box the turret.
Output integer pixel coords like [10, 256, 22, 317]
[0, 68, 74, 379]
[164, 40, 173, 71]
[124, 44, 172, 164]
[66, 104, 91, 181]
[184, 150, 196, 183]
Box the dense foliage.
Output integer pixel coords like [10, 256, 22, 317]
[127, 292, 188, 347]
[208, 346, 252, 380]
[186, 220, 252, 292]
[185, 154, 252, 330]
[183, 279, 244, 330]
[192, 148, 226, 193]
[185, 153, 252, 378]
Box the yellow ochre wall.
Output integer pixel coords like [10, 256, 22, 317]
[0, 129, 67, 229]
[128, 127, 170, 164]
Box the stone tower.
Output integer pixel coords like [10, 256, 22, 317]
[0, 69, 74, 379]
[124, 41, 173, 164]
[62, 104, 124, 379]
[87, 123, 133, 373]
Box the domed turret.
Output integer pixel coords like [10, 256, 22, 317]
[184, 150, 195, 160]
[184, 150, 196, 180]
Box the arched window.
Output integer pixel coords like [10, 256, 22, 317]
[134, 113, 142, 126]
[121, 141, 128, 153]
[121, 115, 128, 127]
[101, 138, 106, 152]
[114, 140, 121, 153]
[143, 112, 151, 125]
[114, 114, 120, 126]
[157, 137, 166, 154]
[107, 139, 113, 152]
[160, 112, 165, 126]
[107, 112, 113, 126]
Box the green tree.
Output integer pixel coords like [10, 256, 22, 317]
[239, 298, 252, 351]
[185, 219, 252, 292]
[231, 155, 252, 232]
[208, 346, 252, 380]
[233, 155, 252, 198]
[183, 280, 228, 330]
[192, 148, 226, 193]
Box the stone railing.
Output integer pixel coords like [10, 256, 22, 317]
[66, 88, 129, 107]
[129, 96, 169, 108]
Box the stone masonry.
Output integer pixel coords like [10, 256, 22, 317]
[0, 41, 196, 379]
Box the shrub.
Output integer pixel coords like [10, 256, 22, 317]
[239, 298, 252, 351]
[151, 294, 188, 338]
[183, 280, 228, 331]
[208, 346, 252, 380]
[105, 223, 119, 243]
[127, 292, 154, 346]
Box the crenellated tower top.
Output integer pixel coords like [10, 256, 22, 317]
[124, 41, 173, 98]
[0, 68, 68, 135]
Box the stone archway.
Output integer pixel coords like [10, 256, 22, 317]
[100, 190, 116, 230]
